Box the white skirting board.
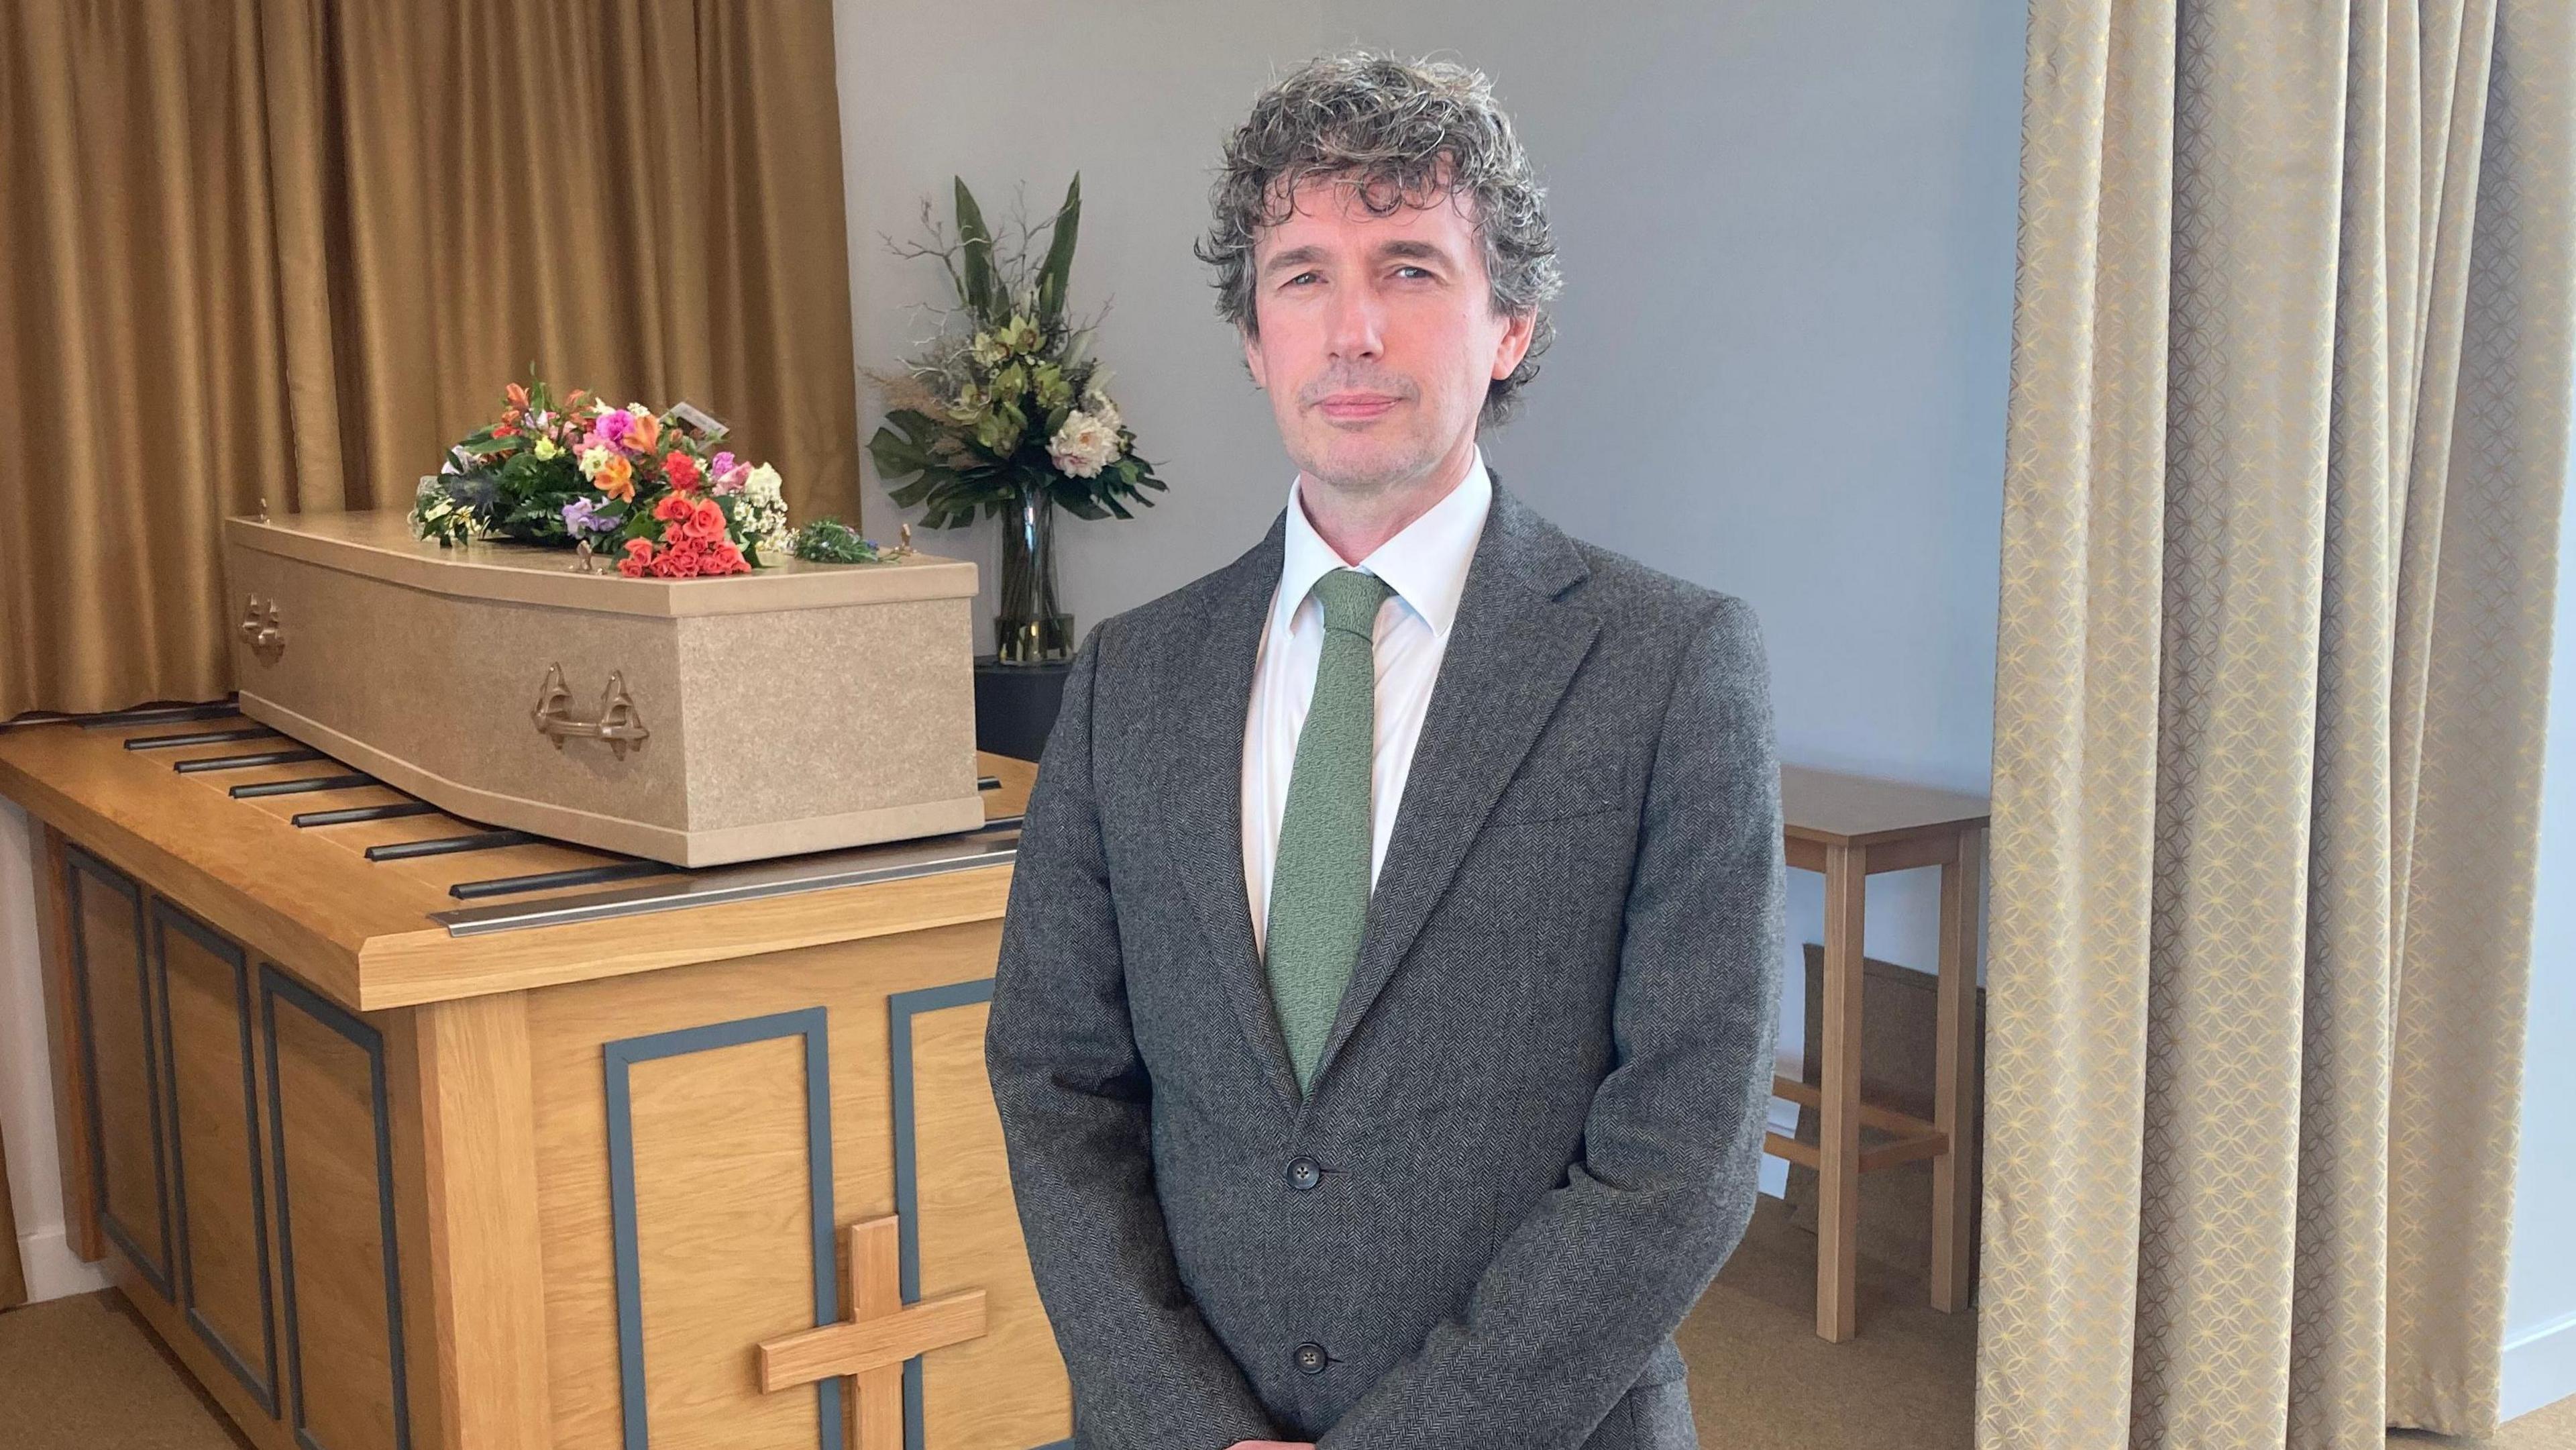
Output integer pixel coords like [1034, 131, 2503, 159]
[2503, 1308, 2576, 1424]
[13, 1226, 110, 1302]
[1, 798, 111, 1304]
[1759, 1054, 1802, 1200]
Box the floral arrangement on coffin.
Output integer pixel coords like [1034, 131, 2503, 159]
[864, 174, 1167, 527]
[408, 375, 812, 576]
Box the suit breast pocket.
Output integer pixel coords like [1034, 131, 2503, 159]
[1484, 758, 1633, 828]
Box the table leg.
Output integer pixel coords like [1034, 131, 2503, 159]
[1931, 826, 1984, 1313]
[1817, 841, 1866, 1342]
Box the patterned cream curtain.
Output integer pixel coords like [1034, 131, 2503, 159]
[1979, 1, 2572, 1445]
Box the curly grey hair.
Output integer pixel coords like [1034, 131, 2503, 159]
[1195, 50, 1562, 428]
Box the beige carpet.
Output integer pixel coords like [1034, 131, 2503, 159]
[0, 1204, 2567, 1449]
[1684, 1195, 2576, 1450]
[0, 1291, 242, 1449]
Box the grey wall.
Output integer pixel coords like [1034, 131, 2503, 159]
[2505, 422, 2576, 1419]
[833, 1, 2026, 1161]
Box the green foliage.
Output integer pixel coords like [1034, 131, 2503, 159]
[790, 517, 881, 564]
[955, 177, 998, 323]
[1035, 174, 1080, 328]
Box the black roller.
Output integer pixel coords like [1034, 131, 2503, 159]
[172, 747, 326, 774]
[230, 772, 376, 799]
[447, 860, 672, 900]
[125, 726, 278, 751]
[365, 830, 538, 862]
[292, 802, 439, 827]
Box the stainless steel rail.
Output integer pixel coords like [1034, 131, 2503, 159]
[427, 823, 1022, 937]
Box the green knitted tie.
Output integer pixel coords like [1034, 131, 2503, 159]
[1265, 566, 1395, 1099]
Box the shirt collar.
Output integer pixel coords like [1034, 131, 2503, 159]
[1275, 446, 1493, 643]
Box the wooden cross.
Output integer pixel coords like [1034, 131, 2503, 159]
[758, 1216, 989, 1450]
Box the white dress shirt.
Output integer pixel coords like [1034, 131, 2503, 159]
[1242, 448, 1493, 957]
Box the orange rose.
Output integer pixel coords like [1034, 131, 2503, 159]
[686, 496, 727, 545]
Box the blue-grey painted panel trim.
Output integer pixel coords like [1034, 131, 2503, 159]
[62, 843, 175, 1300]
[602, 1008, 841, 1450]
[894, 976, 1069, 1450]
[150, 897, 281, 1417]
[260, 964, 410, 1450]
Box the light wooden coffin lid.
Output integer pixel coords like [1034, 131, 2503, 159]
[224, 509, 979, 618]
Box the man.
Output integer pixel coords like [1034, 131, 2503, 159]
[985, 50, 1784, 1450]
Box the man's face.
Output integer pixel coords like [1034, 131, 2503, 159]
[1241, 171, 1535, 499]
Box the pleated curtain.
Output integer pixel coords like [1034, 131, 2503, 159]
[1978, 0, 2573, 1445]
[0, 0, 862, 719]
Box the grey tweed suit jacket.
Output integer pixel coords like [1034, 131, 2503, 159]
[984, 477, 1786, 1450]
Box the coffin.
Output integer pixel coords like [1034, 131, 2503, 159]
[221, 509, 984, 867]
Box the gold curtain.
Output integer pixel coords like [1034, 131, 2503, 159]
[0, 0, 861, 719]
[1978, 0, 2572, 1445]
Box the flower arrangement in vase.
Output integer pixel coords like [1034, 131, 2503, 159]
[865, 174, 1167, 664]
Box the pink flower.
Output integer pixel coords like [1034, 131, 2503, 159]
[586, 410, 633, 451]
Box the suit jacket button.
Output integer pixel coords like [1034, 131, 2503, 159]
[1293, 1342, 1328, 1375]
[1287, 1156, 1322, 1190]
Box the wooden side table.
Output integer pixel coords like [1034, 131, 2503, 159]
[1768, 764, 1990, 1343]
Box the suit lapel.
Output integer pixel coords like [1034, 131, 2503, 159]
[1163, 505, 1306, 1117]
[1161, 480, 1599, 1119]
[1302, 482, 1597, 1104]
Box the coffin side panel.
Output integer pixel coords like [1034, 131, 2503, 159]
[227, 546, 687, 833]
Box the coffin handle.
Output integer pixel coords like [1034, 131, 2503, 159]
[531, 663, 650, 760]
[237, 596, 286, 664]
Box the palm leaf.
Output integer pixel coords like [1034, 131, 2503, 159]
[1036, 173, 1081, 327]
[955, 176, 997, 322]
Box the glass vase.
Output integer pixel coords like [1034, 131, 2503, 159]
[995, 476, 1075, 666]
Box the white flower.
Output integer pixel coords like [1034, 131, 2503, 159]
[579, 446, 615, 480]
[1048, 409, 1122, 479]
[744, 463, 784, 508]
[1084, 393, 1122, 437]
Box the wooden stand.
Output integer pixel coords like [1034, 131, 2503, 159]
[0, 708, 1074, 1450]
[1768, 765, 1990, 1343]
